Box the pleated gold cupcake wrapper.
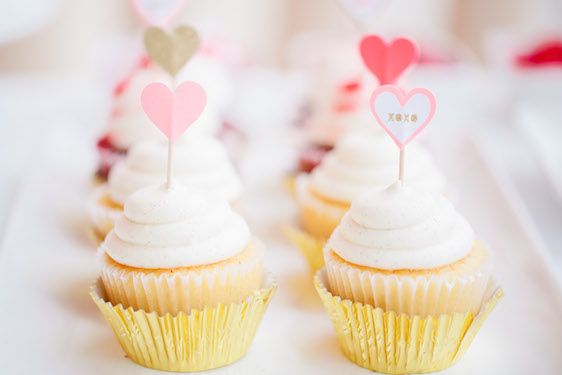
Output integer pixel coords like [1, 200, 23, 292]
[100, 242, 264, 315]
[91, 275, 276, 372]
[87, 186, 120, 243]
[282, 225, 326, 272]
[325, 252, 492, 316]
[314, 269, 503, 374]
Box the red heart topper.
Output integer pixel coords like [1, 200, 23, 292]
[360, 35, 418, 85]
[141, 81, 207, 142]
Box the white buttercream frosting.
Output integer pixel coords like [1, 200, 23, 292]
[107, 135, 242, 206]
[328, 182, 474, 270]
[307, 129, 446, 203]
[103, 182, 250, 269]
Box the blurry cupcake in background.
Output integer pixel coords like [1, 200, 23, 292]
[287, 128, 445, 270]
[95, 43, 236, 181]
[89, 134, 242, 241]
[315, 182, 501, 373]
[288, 33, 378, 174]
[92, 181, 275, 371]
[297, 74, 376, 173]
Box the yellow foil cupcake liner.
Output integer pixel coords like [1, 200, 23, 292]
[314, 269, 503, 374]
[282, 226, 326, 272]
[91, 275, 276, 372]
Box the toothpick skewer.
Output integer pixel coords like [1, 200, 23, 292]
[398, 148, 405, 185]
[166, 78, 176, 190]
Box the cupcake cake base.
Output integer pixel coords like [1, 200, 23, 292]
[324, 243, 492, 316]
[100, 241, 264, 315]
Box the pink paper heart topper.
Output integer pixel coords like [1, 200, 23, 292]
[131, 0, 187, 26]
[338, 0, 391, 26]
[370, 85, 436, 150]
[360, 35, 418, 85]
[141, 81, 207, 142]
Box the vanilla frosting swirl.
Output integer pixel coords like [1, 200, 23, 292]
[103, 182, 250, 269]
[108, 135, 242, 205]
[308, 129, 445, 202]
[328, 182, 474, 270]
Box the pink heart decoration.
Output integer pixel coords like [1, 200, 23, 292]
[338, 0, 391, 26]
[370, 85, 436, 149]
[360, 35, 418, 85]
[141, 81, 207, 142]
[130, 0, 187, 26]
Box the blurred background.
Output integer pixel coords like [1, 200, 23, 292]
[0, 0, 561, 281]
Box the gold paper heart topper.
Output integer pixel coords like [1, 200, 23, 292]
[144, 25, 199, 77]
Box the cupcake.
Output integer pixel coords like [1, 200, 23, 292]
[289, 33, 380, 174]
[296, 86, 375, 174]
[96, 52, 233, 180]
[91, 181, 275, 371]
[289, 128, 445, 270]
[316, 182, 501, 373]
[89, 134, 242, 241]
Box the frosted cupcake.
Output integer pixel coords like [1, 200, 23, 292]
[316, 182, 500, 373]
[100, 181, 261, 313]
[96, 54, 233, 180]
[89, 134, 242, 241]
[91, 181, 275, 371]
[325, 182, 490, 315]
[297, 72, 379, 174]
[290, 34, 378, 173]
[296, 129, 445, 240]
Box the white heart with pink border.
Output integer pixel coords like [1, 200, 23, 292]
[370, 85, 436, 149]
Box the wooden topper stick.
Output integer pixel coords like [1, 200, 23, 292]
[399, 148, 405, 184]
[167, 137, 174, 189]
[165, 78, 176, 189]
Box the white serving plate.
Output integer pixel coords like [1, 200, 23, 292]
[0, 124, 561, 374]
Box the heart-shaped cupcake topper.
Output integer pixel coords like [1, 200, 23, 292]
[144, 26, 199, 77]
[360, 35, 418, 85]
[141, 81, 207, 188]
[370, 84, 436, 182]
[338, 0, 391, 30]
[131, 0, 187, 27]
